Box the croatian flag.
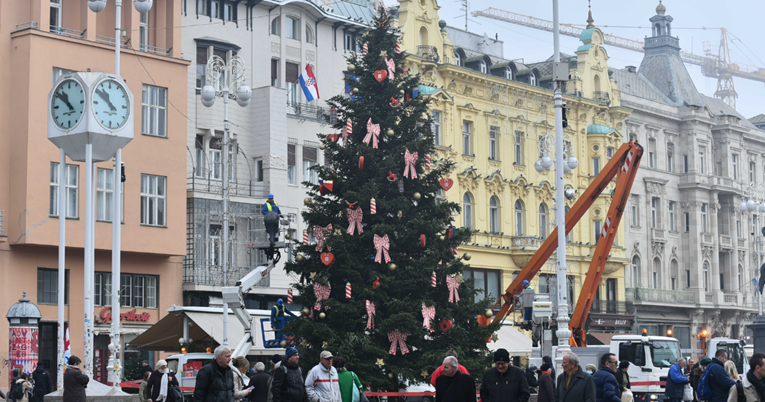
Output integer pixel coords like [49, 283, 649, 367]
[64, 324, 71, 364]
[299, 65, 320, 102]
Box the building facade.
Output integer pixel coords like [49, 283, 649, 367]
[0, 0, 188, 388]
[181, 0, 372, 316]
[616, 2, 760, 354]
[394, 0, 633, 342]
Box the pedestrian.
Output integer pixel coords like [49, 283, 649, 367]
[725, 361, 739, 381]
[194, 346, 235, 402]
[431, 349, 470, 387]
[31, 362, 52, 402]
[586, 364, 598, 375]
[12, 372, 34, 402]
[271, 354, 283, 372]
[63, 355, 89, 402]
[139, 371, 151, 402]
[556, 353, 596, 402]
[247, 362, 270, 402]
[706, 350, 737, 402]
[141, 360, 154, 378]
[692, 358, 710, 402]
[538, 363, 556, 402]
[232, 357, 254, 402]
[436, 356, 477, 402]
[728, 352, 765, 402]
[146, 359, 179, 402]
[544, 356, 557, 381]
[271, 348, 307, 402]
[685, 359, 695, 376]
[593, 353, 621, 402]
[480, 348, 530, 402]
[665, 357, 689, 402]
[306, 350, 341, 402]
[333, 357, 363, 402]
[615, 361, 630, 392]
[526, 365, 539, 394]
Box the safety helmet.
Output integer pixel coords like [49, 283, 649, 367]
[268, 193, 274, 199]
[522, 280, 530, 287]
[277, 298, 283, 305]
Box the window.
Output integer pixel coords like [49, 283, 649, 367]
[631, 256, 641, 288]
[209, 137, 222, 180]
[462, 121, 472, 155]
[732, 154, 739, 180]
[479, 60, 487, 74]
[514, 200, 525, 235]
[435, 189, 444, 206]
[454, 51, 462, 66]
[271, 17, 280, 35]
[195, 135, 205, 178]
[37, 268, 69, 304]
[671, 260, 679, 290]
[196, 46, 208, 89]
[463, 193, 474, 229]
[489, 126, 499, 160]
[142, 85, 167, 137]
[463, 269, 501, 304]
[286, 16, 299, 40]
[287, 143, 297, 185]
[668, 201, 676, 231]
[210, 1, 220, 18]
[223, 3, 233, 21]
[606, 147, 615, 162]
[652, 258, 661, 289]
[344, 34, 358, 52]
[303, 146, 318, 184]
[593, 157, 601, 175]
[197, 0, 208, 16]
[751, 162, 757, 183]
[686, 269, 691, 289]
[667, 143, 674, 172]
[683, 154, 689, 173]
[648, 138, 656, 168]
[514, 131, 524, 164]
[286, 62, 299, 103]
[50, 163, 79, 218]
[703, 262, 710, 292]
[699, 147, 706, 174]
[737, 218, 742, 238]
[594, 220, 602, 245]
[631, 196, 639, 227]
[505, 68, 513, 80]
[651, 197, 660, 228]
[684, 212, 690, 232]
[539, 203, 548, 239]
[305, 25, 313, 44]
[139, 12, 149, 51]
[94, 272, 110, 307]
[256, 159, 264, 182]
[97, 168, 113, 222]
[50, 0, 62, 31]
[529, 73, 537, 86]
[208, 224, 222, 267]
[432, 111, 442, 145]
[489, 196, 500, 233]
[739, 265, 744, 292]
[94, 272, 158, 308]
[140, 174, 166, 226]
[720, 273, 725, 291]
[701, 203, 708, 232]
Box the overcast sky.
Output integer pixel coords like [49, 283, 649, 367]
[385, 0, 765, 119]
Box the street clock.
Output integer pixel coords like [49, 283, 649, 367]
[48, 72, 134, 162]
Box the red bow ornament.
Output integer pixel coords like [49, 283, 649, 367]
[313, 282, 331, 311]
[314, 224, 333, 252]
[385, 57, 395, 81]
[404, 149, 418, 179]
[447, 274, 461, 303]
[366, 300, 376, 329]
[373, 234, 391, 264]
[422, 303, 436, 333]
[364, 118, 380, 149]
[388, 329, 410, 355]
[347, 207, 363, 236]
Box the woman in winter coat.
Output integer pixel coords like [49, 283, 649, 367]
[14, 372, 34, 402]
[537, 363, 557, 402]
[333, 357, 363, 402]
[63, 356, 89, 402]
[139, 371, 151, 402]
[724, 361, 739, 381]
[233, 357, 254, 402]
[146, 359, 179, 402]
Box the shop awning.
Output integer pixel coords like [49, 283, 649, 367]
[487, 324, 532, 357]
[588, 332, 616, 345]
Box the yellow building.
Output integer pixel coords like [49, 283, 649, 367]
[393, 0, 634, 341]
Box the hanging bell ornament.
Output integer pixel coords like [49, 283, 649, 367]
[438, 235, 445, 241]
[387, 128, 395, 137]
[399, 89, 405, 95]
[485, 309, 493, 318]
[280, 340, 288, 348]
[304, 198, 313, 206]
[463, 252, 472, 261]
[413, 192, 421, 201]
[388, 263, 397, 271]
[296, 255, 305, 263]
[320, 144, 326, 150]
[319, 312, 326, 319]
[301, 307, 310, 316]
[387, 373, 395, 379]
[285, 233, 291, 240]
[348, 64, 356, 72]
[352, 87, 359, 94]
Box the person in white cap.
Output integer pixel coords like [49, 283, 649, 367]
[146, 359, 178, 402]
[305, 351, 341, 402]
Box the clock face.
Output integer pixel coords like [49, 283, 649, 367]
[51, 79, 85, 130]
[92, 79, 130, 130]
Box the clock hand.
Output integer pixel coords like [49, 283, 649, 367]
[55, 92, 75, 112]
[96, 88, 117, 112]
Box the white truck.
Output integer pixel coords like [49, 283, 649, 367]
[165, 352, 215, 400]
[704, 338, 749, 378]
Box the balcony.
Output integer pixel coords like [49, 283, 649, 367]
[183, 264, 270, 288]
[187, 174, 267, 199]
[720, 235, 732, 249]
[702, 233, 714, 245]
[286, 101, 328, 121]
[592, 91, 611, 106]
[626, 287, 696, 305]
[651, 228, 666, 242]
[510, 236, 541, 248]
[590, 300, 629, 315]
[417, 45, 439, 63]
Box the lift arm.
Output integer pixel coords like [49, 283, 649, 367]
[485, 141, 643, 347]
[222, 264, 271, 358]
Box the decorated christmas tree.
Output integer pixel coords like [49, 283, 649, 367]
[284, 12, 500, 389]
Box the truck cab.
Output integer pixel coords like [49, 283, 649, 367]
[166, 353, 215, 398]
[612, 335, 682, 400]
[707, 338, 748, 378]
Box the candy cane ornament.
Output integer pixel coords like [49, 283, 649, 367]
[303, 230, 309, 245]
[431, 271, 437, 287]
[425, 156, 431, 169]
[287, 288, 294, 304]
[370, 198, 377, 214]
[345, 282, 352, 299]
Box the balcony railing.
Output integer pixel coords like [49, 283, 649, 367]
[183, 264, 270, 287]
[187, 174, 266, 198]
[417, 45, 439, 62]
[51, 26, 85, 39]
[286, 101, 328, 120]
[592, 91, 611, 106]
[626, 288, 696, 304]
[510, 236, 541, 248]
[590, 300, 629, 315]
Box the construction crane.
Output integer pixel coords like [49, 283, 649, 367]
[479, 141, 643, 347]
[471, 7, 765, 110]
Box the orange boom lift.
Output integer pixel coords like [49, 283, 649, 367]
[480, 141, 643, 347]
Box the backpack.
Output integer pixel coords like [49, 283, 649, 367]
[11, 380, 25, 400]
[697, 364, 714, 401]
[266, 365, 289, 402]
[735, 380, 746, 402]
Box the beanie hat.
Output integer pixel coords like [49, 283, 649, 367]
[494, 348, 510, 363]
[540, 363, 551, 372]
[285, 348, 299, 359]
[156, 360, 168, 369]
[586, 364, 597, 372]
[700, 357, 712, 366]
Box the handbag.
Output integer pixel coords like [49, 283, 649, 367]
[621, 389, 633, 402]
[683, 383, 694, 402]
[168, 383, 183, 402]
[352, 372, 369, 402]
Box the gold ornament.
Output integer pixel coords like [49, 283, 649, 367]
[388, 263, 397, 271]
[491, 334, 499, 342]
[348, 64, 356, 72]
[438, 235, 445, 241]
[387, 373, 394, 379]
[300, 339, 308, 347]
[399, 89, 405, 96]
[421, 370, 429, 379]
[456, 274, 464, 284]
[301, 307, 310, 316]
[387, 128, 395, 137]
[397, 210, 403, 218]
[376, 358, 385, 368]
[296, 254, 305, 263]
[352, 87, 359, 94]
[304, 198, 313, 206]
[320, 144, 326, 150]
[285, 233, 291, 240]
[485, 309, 493, 318]
[280, 340, 288, 348]
[322, 342, 329, 349]
[319, 312, 326, 319]
[463, 252, 472, 261]
[413, 192, 421, 201]
[310, 272, 317, 280]
[380, 50, 388, 56]
[334, 228, 343, 236]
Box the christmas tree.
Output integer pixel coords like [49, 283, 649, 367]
[284, 12, 500, 390]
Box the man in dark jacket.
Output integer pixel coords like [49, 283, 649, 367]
[664, 358, 689, 402]
[707, 350, 736, 402]
[557, 353, 596, 402]
[593, 353, 621, 402]
[526, 365, 539, 394]
[32, 362, 52, 402]
[194, 346, 235, 402]
[140, 360, 154, 378]
[272, 348, 308, 402]
[63, 356, 89, 402]
[248, 362, 270, 402]
[544, 356, 557, 382]
[436, 356, 476, 402]
[537, 364, 556, 402]
[480, 349, 530, 402]
[615, 361, 630, 392]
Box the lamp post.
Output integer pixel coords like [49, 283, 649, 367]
[200, 55, 252, 348]
[740, 187, 765, 316]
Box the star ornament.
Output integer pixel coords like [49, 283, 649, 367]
[334, 228, 343, 236]
[310, 272, 317, 280]
[380, 50, 388, 57]
[491, 334, 499, 342]
[323, 342, 329, 349]
[421, 370, 429, 379]
[376, 358, 385, 368]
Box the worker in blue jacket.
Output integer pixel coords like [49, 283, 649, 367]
[262, 194, 282, 215]
[664, 357, 689, 402]
[271, 299, 297, 333]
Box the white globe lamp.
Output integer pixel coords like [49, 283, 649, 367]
[567, 156, 579, 170]
[564, 163, 571, 174]
[540, 156, 552, 170]
[133, 0, 153, 13]
[201, 85, 216, 103]
[534, 160, 544, 173]
[741, 201, 750, 212]
[237, 84, 252, 102]
[748, 199, 756, 211]
[201, 97, 215, 108]
[88, 0, 107, 13]
[759, 203, 765, 213]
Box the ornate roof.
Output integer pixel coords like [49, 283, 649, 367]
[6, 291, 42, 319]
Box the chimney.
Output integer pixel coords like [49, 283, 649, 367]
[625, 66, 637, 73]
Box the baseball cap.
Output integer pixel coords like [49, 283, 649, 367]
[320, 350, 334, 359]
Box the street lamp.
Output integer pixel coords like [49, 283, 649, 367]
[740, 185, 765, 316]
[201, 55, 251, 347]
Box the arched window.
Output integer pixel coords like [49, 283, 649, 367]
[652, 258, 661, 289]
[271, 17, 280, 35]
[505, 68, 513, 80]
[489, 196, 500, 233]
[305, 24, 314, 44]
[454, 50, 463, 66]
[739, 264, 744, 291]
[703, 262, 710, 292]
[671, 259, 679, 290]
[594, 75, 601, 92]
[631, 256, 641, 288]
[514, 200, 525, 235]
[479, 60, 487, 74]
[529, 72, 537, 87]
[286, 16, 299, 39]
[539, 203, 548, 239]
[419, 26, 428, 46]
[463, 193, 473, 229]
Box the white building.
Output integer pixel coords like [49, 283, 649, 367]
[180, 0, 372, 309]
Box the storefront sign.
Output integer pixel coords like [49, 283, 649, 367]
[100, 307, 151, 324]
[589, 316, 634, 329]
